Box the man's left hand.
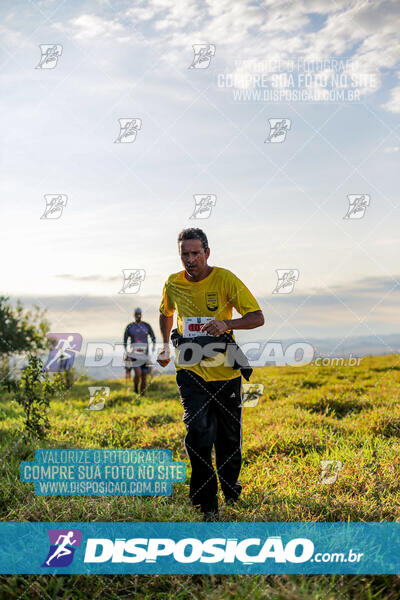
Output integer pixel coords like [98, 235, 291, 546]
[201, 320, 228, 336]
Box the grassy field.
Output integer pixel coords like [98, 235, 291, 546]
[1, 354, 400, 599]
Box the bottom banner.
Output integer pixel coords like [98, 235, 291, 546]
[0, 522, 399, 574]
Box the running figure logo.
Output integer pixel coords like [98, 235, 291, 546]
[35, 44, 63, 69]
[265, 119, 291, 143]
[40, 194, 67, 220]
[188, 44, 216, 69]
[242, 383, 264, 407]
[114, 118, 142, 143]
[272, 269, 299, 294]
[189, 194, 217, 219]
[119, 269, 146, 294]
[44, 333, 82, 371]
[86, 386, 110, 411]
[42, 529, 82, 567]
[343, 194, 370, 219]
[319, 460, 343, 485]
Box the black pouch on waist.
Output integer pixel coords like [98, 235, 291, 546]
[170, 328, 253, 381]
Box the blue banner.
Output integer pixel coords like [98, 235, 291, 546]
[0, 522, 399, 574]
[20, 449, 186, 496]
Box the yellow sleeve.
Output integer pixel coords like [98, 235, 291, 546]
[159, 281, 175, 317]
[227, 272, 261, 316]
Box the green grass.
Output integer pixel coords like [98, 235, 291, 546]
[1, 354, 400, 598]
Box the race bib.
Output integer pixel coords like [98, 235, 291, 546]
[182, 316, 214, 338]
[127, 343, 147, 357]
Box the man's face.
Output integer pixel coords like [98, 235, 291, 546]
[135, 311, 142, 322]
[179, 238, 210, 277]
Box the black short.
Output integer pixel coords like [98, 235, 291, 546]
[125, 364, 150, 373]
[176, 369, 241, 400]
[176, 370, 242, 426]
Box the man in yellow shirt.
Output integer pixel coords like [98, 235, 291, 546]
[157, 228, 264, 521]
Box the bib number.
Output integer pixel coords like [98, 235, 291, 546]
[127, 343, 147, 357]
[182, 316, 214, 338]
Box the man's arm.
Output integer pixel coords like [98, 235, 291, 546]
[159, 312, 173, 343]
[201, 310, 264, 336]
[223, 310, 264, 330]
[157, 312, 174, 366]
[123, 325, 130, 350]
[146, 323, 156, 345]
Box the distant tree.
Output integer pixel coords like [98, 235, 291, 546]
[0, 296, 49, 356]
[0, 296, 50, 383]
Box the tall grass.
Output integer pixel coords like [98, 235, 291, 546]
[1, 354, 400, 598]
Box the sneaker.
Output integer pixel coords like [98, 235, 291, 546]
[202, 509, 219, 522]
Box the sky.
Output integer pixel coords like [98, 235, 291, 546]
[1, 0, 400, 351]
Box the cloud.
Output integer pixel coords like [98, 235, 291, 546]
[126, 0, 200, 29]
[15, 294, 162, 341]
[260, 274, 400, 307]
[52, 13, 131, 42]
[0, 24, 24, 47]
[256, 274, 400, 338]
[17, 294, 159, 311]
[33, 0, 399, 108]
[54, 274, 120, 282]
[381, 72, 400, 113]
[14, 275, 400, 342]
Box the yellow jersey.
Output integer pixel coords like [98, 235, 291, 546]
[159, 266, 261, 381]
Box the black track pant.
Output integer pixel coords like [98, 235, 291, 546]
[176, 368, 243, 512]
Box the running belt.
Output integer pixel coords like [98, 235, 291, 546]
[170, 328, 253, 381]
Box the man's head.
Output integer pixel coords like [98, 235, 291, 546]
[177, 228, 210, 277]
[134, 308, 142, 322]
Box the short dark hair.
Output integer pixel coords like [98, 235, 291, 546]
[177, 228, 208, 252]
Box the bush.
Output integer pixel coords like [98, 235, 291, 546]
[6, 355, 65, 439]
[63, 367, 77, 390]
[0, 354, 12, 386]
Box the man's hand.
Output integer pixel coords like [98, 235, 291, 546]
[201, 320, 228, 336]
[157, 343, 171, 367]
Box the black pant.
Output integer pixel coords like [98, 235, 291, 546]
[176, 369, 243, 512]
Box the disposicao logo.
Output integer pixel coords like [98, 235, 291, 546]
[83, 536, 314, 564]
[42, 529, 82, 567]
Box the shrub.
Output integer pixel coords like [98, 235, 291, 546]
[6, 355, 65, 439]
